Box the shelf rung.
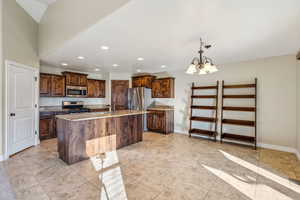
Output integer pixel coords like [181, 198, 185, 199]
[222, 133, 255, 143]
[189, 129, 215, 136]
[190, 116, 216, 122]
[223, 107, 255, 112]
[223, 84, 256, 89]
[223, 95, 256, 98]
[192, 86, 217, 90]
[191, 106, 216, 110]
[192, 95, 217, 99]
[222, 119, 255, 127]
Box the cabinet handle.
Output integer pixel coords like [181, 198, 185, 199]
[10, 113, 16, 117]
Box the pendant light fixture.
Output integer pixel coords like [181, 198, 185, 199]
[186, 38, 218, 75]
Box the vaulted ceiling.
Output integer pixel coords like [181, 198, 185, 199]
[31, 0, 300, 73]
[16, 0, 56, 22]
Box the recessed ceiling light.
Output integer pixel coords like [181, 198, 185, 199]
[61, 62, 68, 66]
[77, 56, 85, 60]
[95, 68, 100, 71]
[136, 69, 142, 72]
[161, 65, 167, 68]
[137, 57, 144, 61]
[112, 64, 119, 67]
[101, 46, 109, 50]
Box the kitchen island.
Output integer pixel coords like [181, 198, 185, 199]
[56, 110, 147, 164]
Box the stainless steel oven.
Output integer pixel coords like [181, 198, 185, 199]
[66, 86, 87, 98]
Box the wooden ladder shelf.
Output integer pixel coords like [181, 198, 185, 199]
[220, 79, 258, 149]
[189, 81, 219, 141]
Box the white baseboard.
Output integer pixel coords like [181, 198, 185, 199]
[174, 130, 300, 160]
[257, 143, 297, 154]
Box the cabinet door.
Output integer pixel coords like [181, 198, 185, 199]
[51, 75, 65, 97]
[98, 80, 106, 98]
[70, 74, 80, 86]
[79, 75, 87, 86]
[161, 79, 171, 97]
[40, 74, 52, 96]
[147, 111, 166, 133]
[87, 79, 96, 97]
[151, 80, 161, 98]
[142, 76, 154, 88]
[132, 77, 141, 88]
[40, 118, 54, 140]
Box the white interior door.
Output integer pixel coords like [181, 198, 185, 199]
[7, 63, 38, 156]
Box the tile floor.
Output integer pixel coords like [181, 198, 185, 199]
[1, 132, 300, 200]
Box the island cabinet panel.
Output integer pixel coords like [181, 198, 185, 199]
[57, 114, 144, 165]
[152, 77, 175, 98]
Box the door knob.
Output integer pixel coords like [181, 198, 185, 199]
[10, 113, 15, 117]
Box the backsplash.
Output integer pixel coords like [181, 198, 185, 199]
[40, 97, 107, 107]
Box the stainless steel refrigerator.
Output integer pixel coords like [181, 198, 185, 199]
[128, 87, 152, 130]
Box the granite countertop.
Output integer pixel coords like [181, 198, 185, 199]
[56, 110, 148, 121]
[147, 105, 175, 111]
[39, 104, 109, 112]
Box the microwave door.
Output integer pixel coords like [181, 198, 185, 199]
[66, 87, 87, 97]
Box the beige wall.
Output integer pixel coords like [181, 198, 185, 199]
[297, 60, 300, 157]
[39, 0, 129, 57]
[0, 0, 39, 157]
[0, 0, 3, 157]
[156, 55, 298, 149]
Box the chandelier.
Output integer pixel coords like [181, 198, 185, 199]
[186, 38, 218, 75]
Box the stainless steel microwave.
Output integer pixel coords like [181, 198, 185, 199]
[66, 86, 87, 98]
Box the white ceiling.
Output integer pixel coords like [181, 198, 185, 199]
[17, 0, 57, 22]
[41, 0, 300, 73]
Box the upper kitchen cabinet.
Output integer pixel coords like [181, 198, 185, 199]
[51, 75, 66, 97]
[152, 77, 175, 98]
[132, 75, 156, 88]
[40, 73, 65, 97]
[40, 74, 52, 96]
[63, 72, 88, 86]
[87, 79, 106, 98]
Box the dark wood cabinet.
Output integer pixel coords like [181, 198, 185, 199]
[151, 77, 175, 98]
[51, 75, 65, 97]
[132, 75, 155, 88]
[40, 115, 54, 140]
[63, 72, 88, 87]
[40, 74, 52, 96]
[111, 80, 129, 110]
[40, 73, 65, 97]
[87, 79, 105, 98]
[56, 114, 144, 164]
[147, 110, 174, 134]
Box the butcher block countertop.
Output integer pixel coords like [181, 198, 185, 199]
[56, 110, 148, 121]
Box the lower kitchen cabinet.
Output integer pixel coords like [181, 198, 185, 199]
[147, 110, 174, 134]
[40, 115, 55, 140]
